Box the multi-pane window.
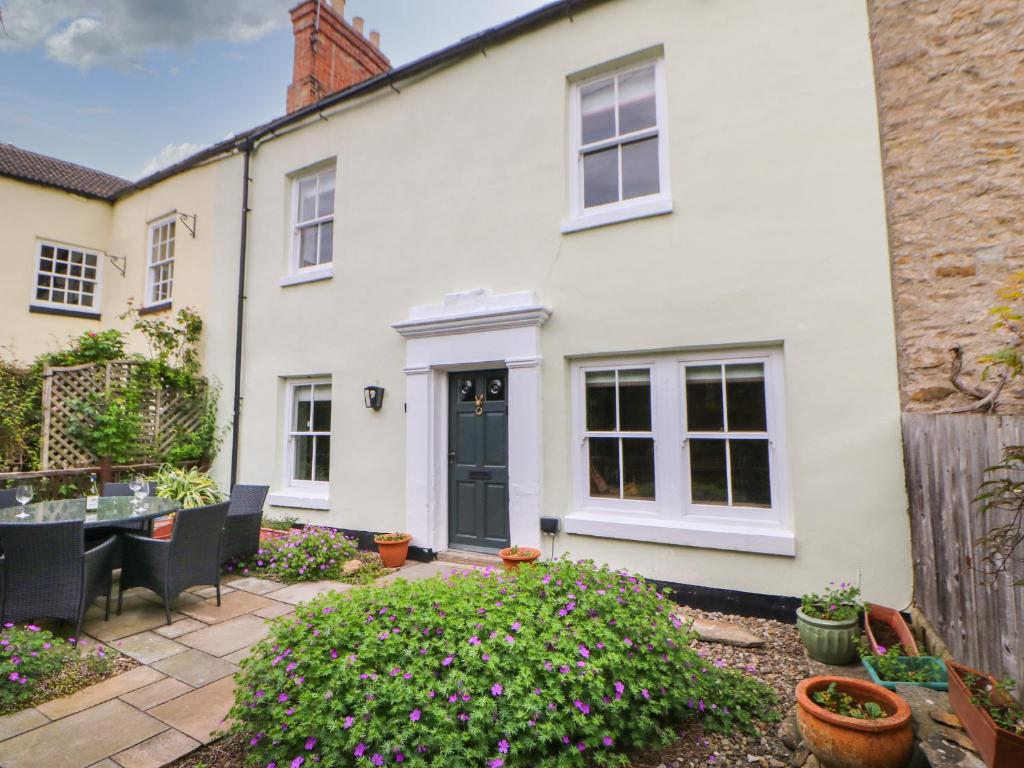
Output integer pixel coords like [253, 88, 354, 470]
[147, 217, 175, 305]
[576, 62, 662, 210]
[292, 168, 335, 271]
[288, 381, 331, 486]
[34, 242, 100, 310]
[584, 368, 655, 501]
[684, 363, 772, 509]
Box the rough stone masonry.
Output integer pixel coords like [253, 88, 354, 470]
[868, 0, 1024, 412]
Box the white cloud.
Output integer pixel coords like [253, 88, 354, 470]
[137, 142, 208, 179]
[0, 0, 290, 70]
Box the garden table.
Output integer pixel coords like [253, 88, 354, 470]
[0, 496, 180, 527]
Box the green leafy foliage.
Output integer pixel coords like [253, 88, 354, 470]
[855, 640, 941, 683]
[152, 464, 224, 508]
[800, 581, 862, 622]
[229, 559, 776, 767]
[67, 387, 144, 464]
[962, 672, 1024, 736]
[810, 683, 886, 720]
[0, 623, 114, 716]
[227, 528, 381, 584]
[0, 361, 41, 471]
[261, 515, 301, 532]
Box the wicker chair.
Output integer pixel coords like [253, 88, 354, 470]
[221, 485, 270, 563]
[0, 520, 116, 638]
[117, 501, 230, 624]
[0, 488, 18, 508]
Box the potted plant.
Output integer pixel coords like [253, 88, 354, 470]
[150, 464, 225, 540]
[796, 676, 913, 768]
[796, 581, 863, 664]
[864, 603, 919, 656]
[947, 661, 1024, 768]
[260, 515, 302, 541]
[498, 544, 542, 570]
[858, 641, 947, 691]
[374, 532, 413, 568]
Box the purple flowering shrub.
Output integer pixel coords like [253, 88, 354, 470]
[229, 558, 775, 767]
[227, 527, 374, 584]
[0, 623, 110, 715]
[799, 581, 862, 622]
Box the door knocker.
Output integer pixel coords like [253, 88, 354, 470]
[474, 394, 484, 416]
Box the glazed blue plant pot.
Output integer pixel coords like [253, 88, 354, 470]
[795, 608, 860, 664]
[862, 655, 948, 691]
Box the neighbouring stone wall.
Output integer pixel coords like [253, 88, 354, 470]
[868, 0, 1024, 412]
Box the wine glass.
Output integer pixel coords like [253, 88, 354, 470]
[15, 485, 33, 519]
[129, 475, 147, 508]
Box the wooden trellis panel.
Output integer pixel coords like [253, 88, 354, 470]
[41, 360, 207, 469]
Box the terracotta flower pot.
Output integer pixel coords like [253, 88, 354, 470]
[864, 603, 919, 656]
[796, 607, 860, 664]
[259, 527, 290, 541]
[947, 661, 1024, 768]
[498, 546, 541, 570]
[796, 676, 913, 768]
[374, 534, 412, 568]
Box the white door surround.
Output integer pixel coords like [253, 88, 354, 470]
[392, 289, 551, 554]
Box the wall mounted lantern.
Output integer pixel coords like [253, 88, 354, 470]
[364, 385, 385, 410]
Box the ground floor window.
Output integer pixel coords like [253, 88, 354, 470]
[573, 348, 787, 528]
[286, 379, 331, 488]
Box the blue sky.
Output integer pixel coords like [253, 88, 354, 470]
[0, 0, 547, 179]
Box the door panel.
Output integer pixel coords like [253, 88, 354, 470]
[448, 370, 510, 551]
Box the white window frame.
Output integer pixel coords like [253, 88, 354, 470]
[145, 214, 176, 307]
[30, 239, 104, 315]
[567, 348, 794, 556]
[286, 164, 336, 284]
[283, 378, 332, 492]
[562, 56, 673, 234]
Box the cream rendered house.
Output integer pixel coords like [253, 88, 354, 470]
[1, 0, 911, 613]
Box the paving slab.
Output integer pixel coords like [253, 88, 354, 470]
[895, 684, 986, 768]
[83, 601, 185, 642]
[151, 649, 238, 687]
[135, 589, 205, 608]
[228, 576, 286, 595]
[119, 677, 194, 710]
[265, 579, 351, 605]
[373, 561, 476, 586]
[0, 707, 49, 741]
[219, 572, 243, 585]
[176, 614, 270, 657]
[37, 665, 166, 720]
[190, 585, 236, 600]
[111, 727, 201, 768]
[88, 761, 120, 768]
[221, 645, 256, 665]
[0, 699, 167, 768]
[178, 590, 277, 624]
[112, 631, 188, 664]
[153, 617, 207, 639]
[149, 676, 236, 744]
[252, 600, 295, 620]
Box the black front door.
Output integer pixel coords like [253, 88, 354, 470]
[448, 370, 509, 552]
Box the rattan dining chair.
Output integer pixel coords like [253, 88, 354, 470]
[0, 520, 116, 638]
[221, 485, 270, 563]
[117, 501, 230, 624]
[0, 488, 18, 509]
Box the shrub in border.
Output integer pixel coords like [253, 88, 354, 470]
[230, 558, 776, 767]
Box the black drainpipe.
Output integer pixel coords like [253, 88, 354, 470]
[229, 144, 253, 488]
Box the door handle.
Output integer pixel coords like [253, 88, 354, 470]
[448, 451, 455, 465]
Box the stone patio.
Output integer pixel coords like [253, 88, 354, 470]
[0, 559, 475, 768]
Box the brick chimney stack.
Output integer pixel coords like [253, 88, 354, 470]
[286, 0, 390, 114]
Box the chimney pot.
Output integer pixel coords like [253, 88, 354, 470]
[353, 16, 365, 34]
[369, 30, 381, 48]
[328, 0, 345, 17]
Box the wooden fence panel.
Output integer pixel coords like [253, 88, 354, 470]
[903, 413, 1024, 690]
[40, 360, 206, 470]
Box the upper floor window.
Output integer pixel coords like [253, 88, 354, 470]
[291, 167, 335, 273]
[146, 216, 175, 306]
[33, 241, 101, 314]
[563, 57, 672, 233]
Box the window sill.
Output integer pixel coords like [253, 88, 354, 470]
[560, 196, 673, 234]
[280, 266, 333, 288]
[139, 301, 172, 316]
[267, 491, 330, 511]
[29, 303, 101, 320]
[563, 510, 795, 556]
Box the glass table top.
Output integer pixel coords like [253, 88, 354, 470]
[0, 496, 180, 527]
